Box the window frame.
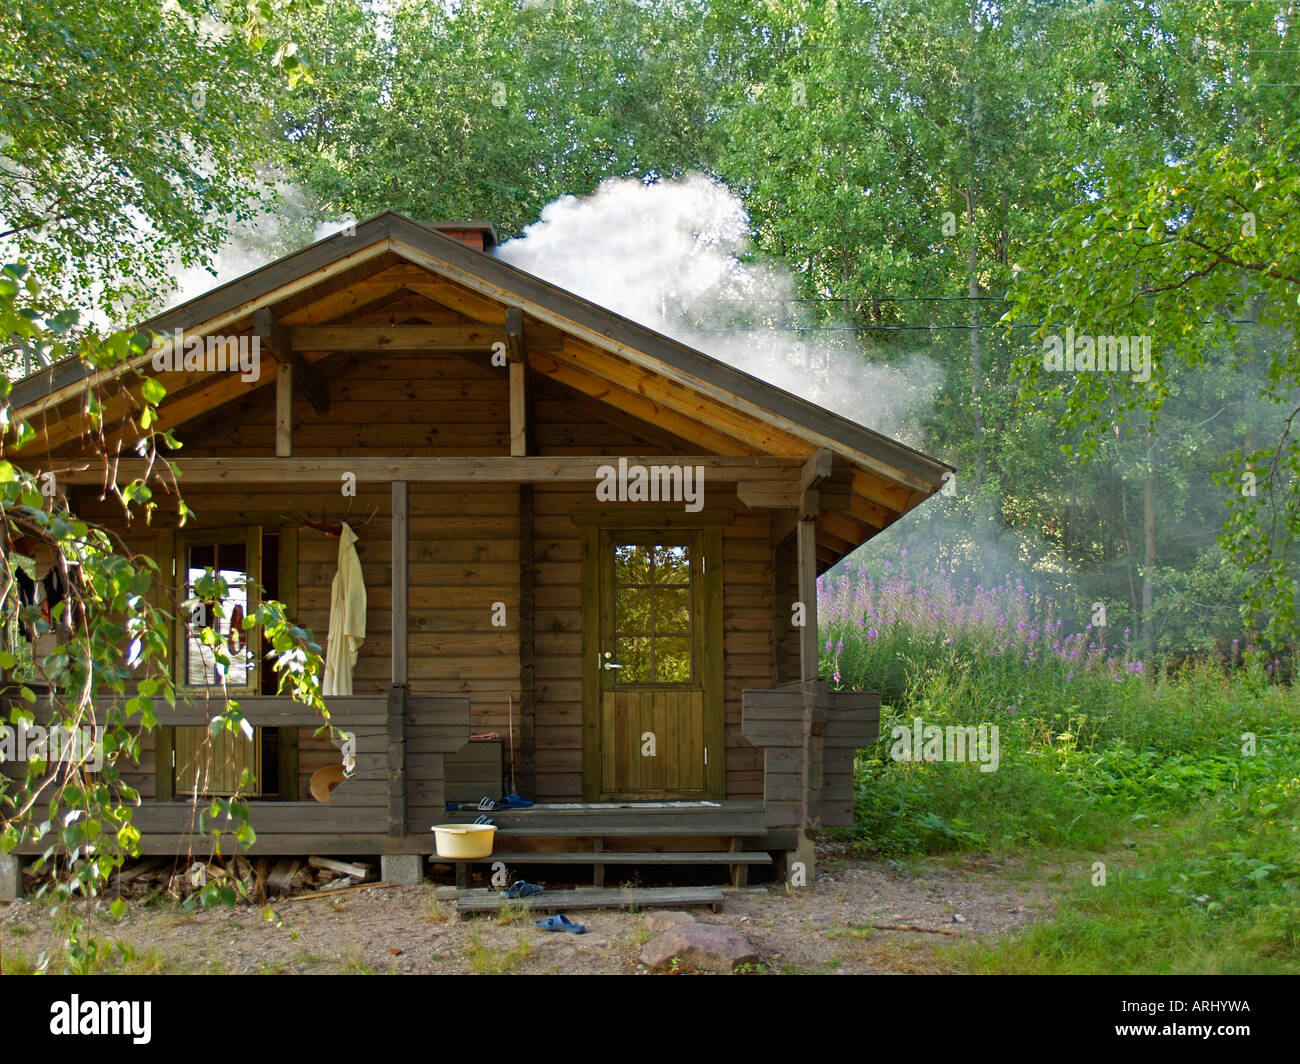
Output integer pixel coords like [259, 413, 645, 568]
[601, 528, 701, 689]
[173, 525, 262, 697]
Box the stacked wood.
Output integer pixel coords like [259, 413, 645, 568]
[94, 855, 381, 902]
[307, 856, 372, 881]
[266, 859, 301, 896]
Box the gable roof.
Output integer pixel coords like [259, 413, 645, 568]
[8, 211, 952, 565]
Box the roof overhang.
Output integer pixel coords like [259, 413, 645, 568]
[7, 212, 953, 564]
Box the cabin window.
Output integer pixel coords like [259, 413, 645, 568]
[180, 532, 258, 693]
[163, 527, 296, 799]
[611, 540, 695, 684]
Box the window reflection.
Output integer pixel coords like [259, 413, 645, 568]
[611, 541, 693, 683]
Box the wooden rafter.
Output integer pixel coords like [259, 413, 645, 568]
[530, 378, 698, 455]
[560, 336, 814, 457]
[254, 309, 329, 414]
[54, 455, 805, 486]
[527, 350, 756, 456]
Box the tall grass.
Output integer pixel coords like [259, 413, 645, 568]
[821, 560, 1300, 972]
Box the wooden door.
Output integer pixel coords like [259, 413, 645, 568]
[585, 527, 724, 799]
[173, 725, 261, 797]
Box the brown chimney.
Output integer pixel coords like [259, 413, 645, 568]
[426, 221, 497, 252]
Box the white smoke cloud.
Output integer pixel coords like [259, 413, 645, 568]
[162, 182, 355, 312]
[494, 173, 939, 440]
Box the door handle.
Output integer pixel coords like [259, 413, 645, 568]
[601, 652, 624, 671]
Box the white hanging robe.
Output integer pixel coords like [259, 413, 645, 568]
[322, 523, 367, 696]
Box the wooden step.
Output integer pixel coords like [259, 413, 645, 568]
[454, 885, 725, 915]
[439, 816, 766, 838]
[430, 850, 773, 866]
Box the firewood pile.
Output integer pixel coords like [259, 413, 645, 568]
[25, 854, 381, 903]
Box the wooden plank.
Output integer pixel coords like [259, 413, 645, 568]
[307, 856, 372, 879]
[266, 859, 301, 895]
[443, 818, 765, 838]
[387, 684, 408, 838]
[254, 307, 329, 414]
[518, 483, 535, 798]
[96, 695, 387, 727]
[279, 881, 391, 902]
[804, 681, 824, 831]
[796, 519, 818, 682]
[275, 361, 293, 456]
[442, 851, 773, 865]
[391, 480, 408, 685]
[58, 455, 802, 486]
[288, 324, 501, 351]
[801, 448, 833, 493]
[528, 350, 757, 456]
[453, 885, 725, 915]
[580, 526, 600, 801]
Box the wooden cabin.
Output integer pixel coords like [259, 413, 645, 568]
[5, 212, 951, 885]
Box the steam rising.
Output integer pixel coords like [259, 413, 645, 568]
[495, 174, 939, 440]
[163, 183, 356, 311]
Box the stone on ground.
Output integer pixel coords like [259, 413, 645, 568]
[380, 854, 423, 885]
[0, 852, 21, 901]
[643, 910, 695, 933]
[640, 922, 758, 973]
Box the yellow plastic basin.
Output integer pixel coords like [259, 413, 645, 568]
[431, 823, 496, 859]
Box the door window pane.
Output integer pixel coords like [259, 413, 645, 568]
[185, 541, 253, 688]
[610, 539, 694, 683]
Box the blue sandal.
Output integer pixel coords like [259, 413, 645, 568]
[534, 914, 586, 934]
[505, 880, 544, 899]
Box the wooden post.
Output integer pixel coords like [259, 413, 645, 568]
[518, 483, 536, 798]
[796, 518, 818, 683]
[254, 307, 329, 414]
[506, 307, 529, 458]
[796, 451, 830, 850]
[275, 362, 293, 457]
[389, 481, 410, 837]
[796, 448, 830, 683]
[387, 683, 408, 837]
[391, 481, 408, 686]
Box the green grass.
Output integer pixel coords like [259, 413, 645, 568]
[2, 943, 191, 975]
[952, 794, 1300, 973]
[830, 605, 1300, 974]
[464, 924, 533, 974]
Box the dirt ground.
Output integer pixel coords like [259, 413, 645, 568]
[1, 845, 1052, 974]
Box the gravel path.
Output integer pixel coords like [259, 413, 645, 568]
[2, 848, 1050, 974]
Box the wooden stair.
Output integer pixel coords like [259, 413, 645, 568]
[452, 885, 726, 916]
[432, 801, 770, 888]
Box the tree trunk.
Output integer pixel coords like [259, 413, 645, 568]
[965, 186, 984, 472]
[1142, 439, 1157, 656]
